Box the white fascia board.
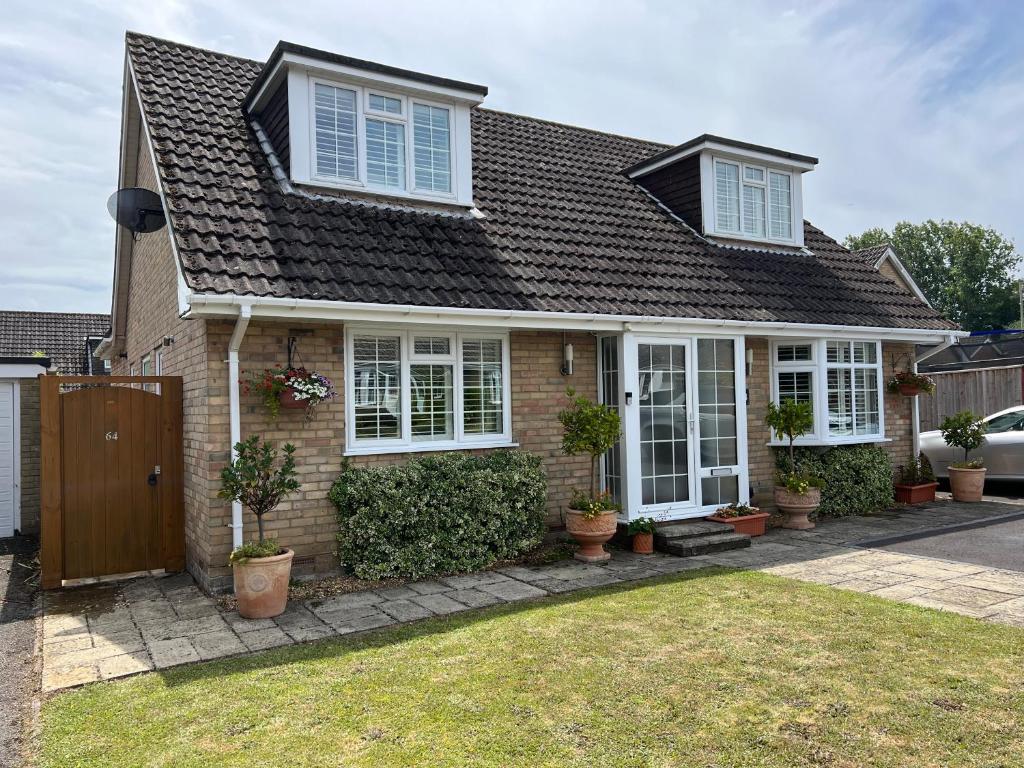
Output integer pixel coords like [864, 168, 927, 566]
[283, 53, 486, 105]
[628, 140, 816, 179]
[0, 364, 48, 378]
[125, 53, 193, 319]
[875, 247, 931, 307]
[185, 293, 966, 343]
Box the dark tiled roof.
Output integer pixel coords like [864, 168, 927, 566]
[0, 311, 110, 374]
[852, 244, 892, 265]
[126, 33, 956, 332]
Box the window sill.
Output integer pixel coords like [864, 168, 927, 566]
[297, 176, 469, 208]
[343, 439, 519, 457]
[768, 437, 891, 448]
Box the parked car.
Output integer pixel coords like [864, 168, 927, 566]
[920, 406, 1024, 480]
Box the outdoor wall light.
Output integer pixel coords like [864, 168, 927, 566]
[561, 342, 574, 376]
[745, 348, 754, 376]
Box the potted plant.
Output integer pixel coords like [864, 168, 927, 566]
[894, 453, 938, 504]
[707, 503, 770, 537]
[245, 367, 337, 420]
[939, 411, 987, 502]
[219, 436, 301, 618]
[627, 517, 656, 554]
[766, 399, 821, 530]
[559, 388, 622, 562]
[887, 371, 936, 397]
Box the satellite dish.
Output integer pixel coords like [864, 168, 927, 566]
[106, 187, 166, 235]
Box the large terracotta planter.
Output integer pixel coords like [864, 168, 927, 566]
[894, 482, 938, 505]
[948, 467, 986, 502]
[233, 548, 294, 619]
[774, 486, 820, 530]
[279, 389, 306, 409]
[707, 511, 770, 537]
[632, 532, 654, 554]
[565, 509, 617, 562]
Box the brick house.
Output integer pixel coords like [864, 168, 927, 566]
[98, 33, 960, 592]
[0, 310, 110, 538]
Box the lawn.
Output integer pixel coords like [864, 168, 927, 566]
[42, 569, 1024, 768]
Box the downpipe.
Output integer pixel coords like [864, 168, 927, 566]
[226, 303, 252, 548]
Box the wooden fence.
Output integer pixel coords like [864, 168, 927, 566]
[919, 365, 1024, 431]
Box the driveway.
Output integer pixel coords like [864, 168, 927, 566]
[0, 535, 39, 768]
[864, 511, 1024, 572]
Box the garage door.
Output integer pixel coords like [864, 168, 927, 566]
[0, 382, 15, 538]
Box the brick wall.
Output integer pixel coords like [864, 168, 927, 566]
[194, 322, 597, 591]
[746, 338, 917, 509]
[109, 132, 210, 584]
[18, 377, 40, 534]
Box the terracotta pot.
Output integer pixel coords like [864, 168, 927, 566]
[233, 548, 294, 619]
[773, 486, 820, 530]
[706, 511, 770, 537]
[632, 531, 654, 554]
[898, 384, 923, 397]
[894, 482, 938, 505]
[948, 467, 986, 502]
[565, 509, 617, 562]
[279, 388, 307, 409]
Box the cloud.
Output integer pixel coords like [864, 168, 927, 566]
[0, 0, 1021, 312]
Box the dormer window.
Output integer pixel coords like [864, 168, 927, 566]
[246, 42, 486, 208]
[713, 159, 793, 242]
[624, 134, 815, 248]
[312, 80, 454, 197]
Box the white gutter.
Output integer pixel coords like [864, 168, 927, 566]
[186, 293, 966, 343]
[226, 302, 253, 548]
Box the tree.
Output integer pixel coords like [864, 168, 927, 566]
[766, 399, 814, 478]
[558, 388, 621, 501]
[219, 436, 300, 544]
[844, 220, 1020, 331]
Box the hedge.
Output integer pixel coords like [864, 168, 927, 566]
[329, 450, 547, 580]
[775, 444, 894, 517]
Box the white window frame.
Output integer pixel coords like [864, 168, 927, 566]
[307, 76, 458, 204]
[770, 338, 885, 445]
[344, 326, 513, 455]
[713, 157, 796, 245]
[139, 354, 151, 376]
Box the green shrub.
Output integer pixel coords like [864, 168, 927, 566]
[329, 451, 547, 580]
[775, 444, 893, 517]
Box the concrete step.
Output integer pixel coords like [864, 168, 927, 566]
[659, 531, 751, 557]
[654, 521, 730, 546]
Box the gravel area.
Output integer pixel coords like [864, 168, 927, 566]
[0, 535, 40, 768]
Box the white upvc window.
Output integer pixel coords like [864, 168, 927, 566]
[345, 328, 512, 454]
[310, 78, 455, 200]
[771, 339, 884, 444]
[713, 157, 795, 243]
[140, 353, 152, 377]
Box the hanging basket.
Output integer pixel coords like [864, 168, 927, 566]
[278, 388, 307, 409]
[898, 384, 924, 397]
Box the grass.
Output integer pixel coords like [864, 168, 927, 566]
[41, 569, 1024, 768]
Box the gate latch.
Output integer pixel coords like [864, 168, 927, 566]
[148, 465, 161, 487]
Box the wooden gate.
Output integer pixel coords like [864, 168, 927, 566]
[40, 377, 184, 588]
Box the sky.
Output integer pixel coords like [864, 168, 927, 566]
[1, 0, 1022, 314]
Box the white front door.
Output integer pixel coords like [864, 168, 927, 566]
[0, 382, 16, 538]
[636, 341, 697, 514]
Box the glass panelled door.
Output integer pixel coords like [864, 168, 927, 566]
[637, 342, 694, 508]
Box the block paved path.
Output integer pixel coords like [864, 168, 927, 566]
[40, 500, 1024, 692]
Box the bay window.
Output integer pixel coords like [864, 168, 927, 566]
[346, 329, 511, 453]
[771, 339, 884, 443]
[311, 80, 455, 199]
[713, 157, 795, 243]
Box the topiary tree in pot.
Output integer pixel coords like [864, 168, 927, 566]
[939, 411, 987, 502]
[558, 388, 621, 562]
[219, 436, 301, 619]
[766, 399, 821, 529]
